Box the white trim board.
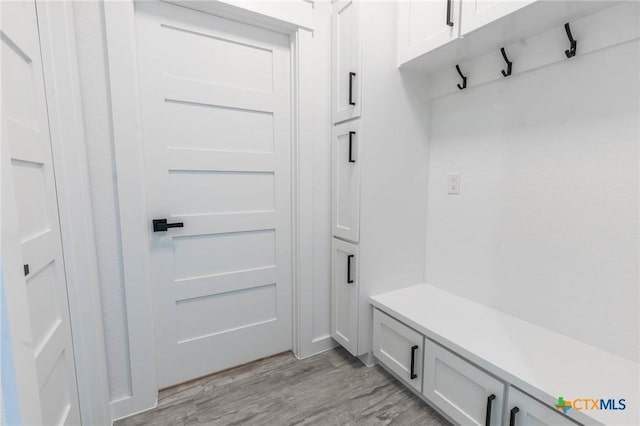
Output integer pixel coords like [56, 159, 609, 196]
[103, 0, 323, 418]
[164, 0, 315, 32]
[35, 2, 112, 425]
[102, 0, 159, 419]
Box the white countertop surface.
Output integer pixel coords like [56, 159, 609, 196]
[370, 284, 639, 426]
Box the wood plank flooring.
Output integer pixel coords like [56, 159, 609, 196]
[115, 347, 451, 426]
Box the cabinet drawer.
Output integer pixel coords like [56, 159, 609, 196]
[331, 238, 359, 355]
[507, 387, 580, 426]
[423, 340, 505, 426]
[373, 309, 424, 392]
[331, 120, 360, 242]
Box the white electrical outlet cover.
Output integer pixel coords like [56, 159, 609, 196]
[448, 174, 460, 194]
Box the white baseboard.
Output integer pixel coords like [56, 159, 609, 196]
[111, 395, 157, 423]
[296, 335, 337, 359]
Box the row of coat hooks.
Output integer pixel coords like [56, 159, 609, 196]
[455, 22, 577, 90]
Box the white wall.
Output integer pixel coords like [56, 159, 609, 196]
[425, 39, 639, 362]
[357, 0, 431, 356]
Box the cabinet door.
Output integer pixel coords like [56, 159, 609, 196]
[331, 0, 361, 124]
[332, 120, 360, 242]
[397, 0, 460, 66]
[460, 0, 536, 36]
[423, 340, 505, 426]
[373, 310, 424, 392]
[507, 387, 579, 426]
[331, 238, 359, 355]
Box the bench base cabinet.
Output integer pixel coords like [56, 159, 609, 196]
[371, 307, 587, 426]
[508, 387, 579, 426]
[372, 310, 423, 392]
[423, 340, 505, 426]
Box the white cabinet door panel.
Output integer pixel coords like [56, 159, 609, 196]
[373, 309, 424, 392]
[332, 120, 360, 243]
[460, 0, 536, 36]
[332, 0, 361, 123]
[397, 0, 460, 66]
[507, 387, 579, 426]
[424, 340, 505, 426]
[331, 238, 359, 355]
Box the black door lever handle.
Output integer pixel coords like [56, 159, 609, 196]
[153, 219, 184, 232]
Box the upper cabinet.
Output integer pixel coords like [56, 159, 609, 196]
[397, 0, 460, 66]
[459, 0, 535, 35]
[332, 0, 361, 124]
[397, 0, 621, 71]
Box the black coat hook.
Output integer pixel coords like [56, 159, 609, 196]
[500, 47, 512, 77]
[564, 22, 577, 58]
[455, 64, 467, 90]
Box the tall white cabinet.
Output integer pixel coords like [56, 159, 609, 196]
[331, 0, 361, 124]
[330, 0, 429, 359]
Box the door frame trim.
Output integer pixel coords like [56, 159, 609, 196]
[102, 0, 326, 418]
[30, 2, 113, 425]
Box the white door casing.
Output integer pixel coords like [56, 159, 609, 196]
[0, 1, 81, 424]
[135, 2, 293, 388]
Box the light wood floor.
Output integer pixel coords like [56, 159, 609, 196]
[116, 347, 450, 426]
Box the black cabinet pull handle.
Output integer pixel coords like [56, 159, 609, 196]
[24, 264, 29, 276]
[153, 218, 184, 232]
[348, 131, 356, 163]
[485, 394, 496, 426]
[410, 345, 419, 379]
[347, 254, 354, 283]
[509, 407, 519, 426]
[446, 0, 454, 27]
[348, 72, 356, 105]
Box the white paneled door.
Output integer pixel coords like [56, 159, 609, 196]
[1, 1, 81, 424]
[135, 2, 293, 388]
